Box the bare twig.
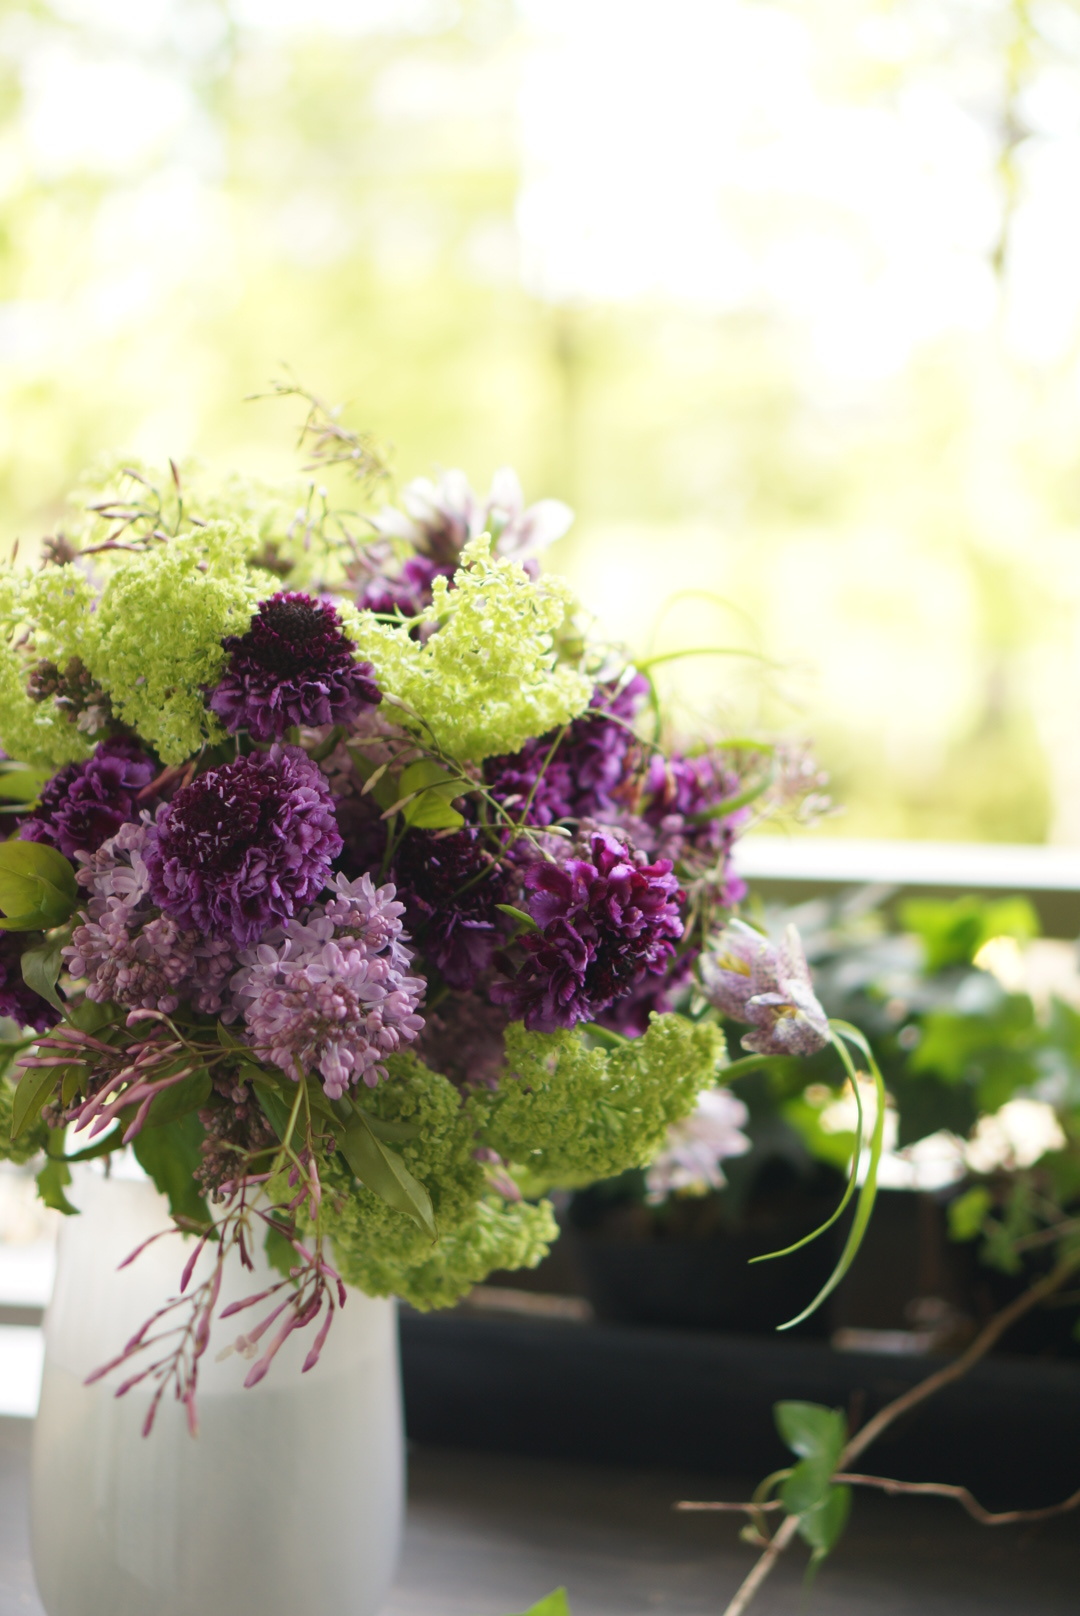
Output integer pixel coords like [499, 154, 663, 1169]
[833, 1473, 1080, 1527]
[707, 1247, 1080, 1616]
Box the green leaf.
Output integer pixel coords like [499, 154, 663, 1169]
[798, 1484, 852, 1570]
[948, 1185, 992, 1242]
[134, 1067, 212, 1130]
[254, 1081, 296, 1141]
[495, 903, 541, 935]
[353, 1107, 421, 1143]
[505, 1591, 571, 1616]
[132, 1111, 211, 1227]
[339, 1110, 437, 1239]
[20, 936, 66, 1015]
[405, 791, 465, 830]
[0, 842, 78, 931]
[900, 894, 1039, 972]
[0, 767, 51, 803]
[36, 1155, 77, 1216]
[12, 1064, 60, 1139]
[775, 1402, 847, 1467]
[264, 1219, 297, 1281]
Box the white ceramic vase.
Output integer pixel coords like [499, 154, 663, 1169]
[30, 1166, 404, 1616]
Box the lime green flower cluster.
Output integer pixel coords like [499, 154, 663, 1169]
[483, 1014, 725, 1188]
[344, 537, 593, 763]
[322, 1018, 722, 1309]
[319, 1052, 558, 1308]
[0, 526, 268, 767]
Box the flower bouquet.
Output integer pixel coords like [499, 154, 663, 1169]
[0, 396, 837, 1613]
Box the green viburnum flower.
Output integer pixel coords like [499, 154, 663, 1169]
[85, 523, 269, 765]
[477, 1015, 726, 1188]
[343, 537, 592, 764]
[319, 1052, 488, 1297]
[0, 568, 94, 767]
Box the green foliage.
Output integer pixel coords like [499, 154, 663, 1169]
[36, 1151, 76, 1215]
[132, 1111, 211, 1227]
[900, 895, 1039, 973]
[947, 1185, 992, 1242]
[775, 1400, 851, 1569]
[84, 524, 268, 764]
[337, 1106, 437, 1239]
[0, 1074, 47, 1165]
[480, 1015, 723, 1187]
[504, 1591, 571, 1616]
[911, 994, 1039, 1113]
[0, 843, 77, 932]
[344, 538, 592, 764]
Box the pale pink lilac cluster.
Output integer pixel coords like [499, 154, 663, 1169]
[645, 1087, 751, 1204]
[230, 872, 425, 1096]
[64, 821, 236, 1015]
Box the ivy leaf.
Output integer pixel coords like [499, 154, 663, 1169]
[775, 1401, 847, 1466]
[798, 1484, 852, 1576]
[505, 1591, 571, 1616]
[339, 1110, 436, 1240]
[20, 935, 66, 1015]
[36, 1154, 77, 1216]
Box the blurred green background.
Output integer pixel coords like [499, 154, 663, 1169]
[2, 0, 1080, 843]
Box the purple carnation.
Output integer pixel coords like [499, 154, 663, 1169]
[484, 676, 647, 827]
[145, 746, 342, 946]
[491, 828, 684, 1033]
[21, 737, 157, 859]
[231, 873, 425, 1095]
[392, 828, 515, 991]
[208, 592, 381, 741]
[63, 821, 236, 1015]
[0, 935, 60, 1032]
[633, 751, 748, 908]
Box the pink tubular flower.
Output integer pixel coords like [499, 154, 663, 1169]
[230, 873, 425, 1096]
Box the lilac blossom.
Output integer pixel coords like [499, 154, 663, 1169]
[146, 746, 341, 947]
[0, 934, 60, 1032]
[484, 676, 648, 826]
[230, 872, 425, 1096]
[21, 737, 158, 859]
[208, 592, 381, 740]
[701, 920, 830, 1056]
[645, 1087, 751, 1203]
[491, 828, 684, 1033]
[64, 821, 236, 1015]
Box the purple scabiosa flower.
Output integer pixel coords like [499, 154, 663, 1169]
[645, 1088, 751, 1204]
[0, 934, 60, 1032]
[701, 920, 830, 1056]
[230, 873, 425, 1096]
[491, 828, 684, 1033]
[634, 750, 749, 908]
[21, 737, 158, 860]
[145, 745, 342, 947]
[391, 828, 515, 991]
[208, 591, 381, 741]
[64, 821, 236, 1014]
[484, 676, 647, 827]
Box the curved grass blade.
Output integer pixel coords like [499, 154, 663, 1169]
[748, 1066, 862, 1266]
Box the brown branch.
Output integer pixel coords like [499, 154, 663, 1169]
[833, 1473, 1080, 1527]
[676, 1500, 784, 1515]
[709, 1247, 1080, 1616]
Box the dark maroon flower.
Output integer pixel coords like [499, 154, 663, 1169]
[20, 737, 157, 859]
[491, 828, 684, 1033]
[0, 935, 60, 1033]
[484, 676, 648, 827]
[392, 828, 514, 991]
[145, 745, 342, 946]
[417, 991, 509, 1090]
[209, 592, 381, 741]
